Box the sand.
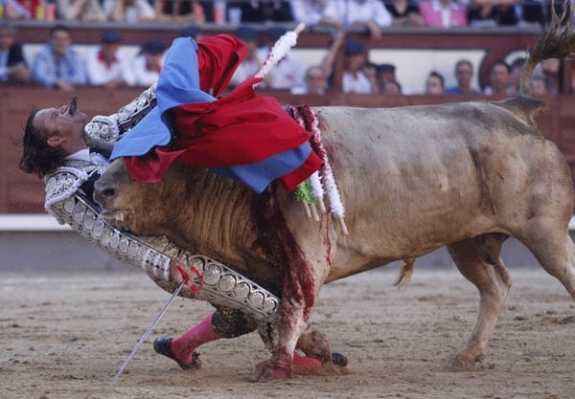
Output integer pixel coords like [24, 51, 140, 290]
[1, 267, 574, 399]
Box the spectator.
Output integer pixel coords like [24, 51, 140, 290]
[236, 0, 294, 23]
[124, 39, 167, 87]
[325, 0, 392, 39]
[261, 27, 305, 90]
[13, 0, 38, 19]
[290, 0, 344, 28]
[517, 0, 544, 27]
[56, 0, 107, 22]
[363, 61, 381, 93]
[425, 71, 445, 94]
[385, 0, 424, 27]
[105, 0, 156, 23]
[292, 29, 345, 95]
[445, 59, 479, 94]
[382, 80, 402, 94]
[483, 60, 514, 95]
[2, 0, 33, 20]
[32, 25, 86, 91]
[465, 0, 519, 27]
[342, 40, 372, 94]
[419, 0, 468, 27]
[0, 22, 30, 83]
[376, 63, 397, 91]
[534, 58, 560, 95]
[292, 65, 329, 95]
[531, 75, 547, 96]
[85, 31, 130, 89]
[154, 0, 206, 23]
[229, 26, 267, 88]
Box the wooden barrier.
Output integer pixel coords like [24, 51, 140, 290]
[1, 86, 574, 214]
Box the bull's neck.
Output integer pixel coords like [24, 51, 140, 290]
[157, 167, 260, 265]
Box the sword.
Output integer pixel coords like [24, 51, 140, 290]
[110, 279, 186, 388]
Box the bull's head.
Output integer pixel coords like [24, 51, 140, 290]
[94, 158, 171, 235]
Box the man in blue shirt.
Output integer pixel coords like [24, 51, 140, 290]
[32, 24, 86, 91]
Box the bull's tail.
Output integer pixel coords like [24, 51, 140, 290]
[519, 2, 575, 97]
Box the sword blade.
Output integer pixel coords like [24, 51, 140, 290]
[110, 280, 186, 388]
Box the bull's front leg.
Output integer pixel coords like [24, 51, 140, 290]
[251, 300, 310, 381]
[250, 251, 330, 382]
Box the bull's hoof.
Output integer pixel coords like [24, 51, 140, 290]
[331, 352, 348, 368]
[446, 353, 481, 372]
[153, 336, 201, 371]
[250, 360, 291, 382]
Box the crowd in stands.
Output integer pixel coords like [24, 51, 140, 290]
[0, 1, 571, 30]
[0, 0, 573, 95]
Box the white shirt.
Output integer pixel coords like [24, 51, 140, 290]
[123, 54, 164, 87]
[261, 49, 306, 90]
[342, 70, 373, 94]
[65, 148, 110, 167]
[85, 47, 131, 86]
[325, 0, 392, 27]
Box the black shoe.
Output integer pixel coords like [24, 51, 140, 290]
[153, 336, 201, 370]
[331, 352, 348, 367]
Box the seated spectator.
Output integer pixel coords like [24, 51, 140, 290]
[56, 0, 108, 22]
[425, 71, 445, 94]
[0, 22, 30, 83]
[13, 0, 39, 19]
[483, 60, 514, 95]
[517, 0, 544, 27]
[292, 29, 344, 95]
[419, 0, 468, 27]
[342, 40, 373, 94]
[363, 62, 381, 93]
[154, 0, 206, 23]
[290, 0, 343, 28]
[261, 27, 305, 90]
[385, 0, 424, 27]
[32, 24, 86, 91]
[324, 0, 392, 39]
[509, 57, 525, 93]
[124, 39, 167, 87]
[236, 0, 294, 23]
[534, 58, 560, 95]
[382, 80, 402, 95]
[531, 75, 547, 96]
[229, 26, 267, 88]
[292, 65, 329, 95]
[105, 0, 156, 23]
[445, 59, 479, 94]
[465, 0, 519, 27]
[85, 31, 131, 89]
[376, 63, 397, 91]
[3, 0, 33, 20]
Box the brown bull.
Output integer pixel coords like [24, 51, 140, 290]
[95, 16, 575, 381]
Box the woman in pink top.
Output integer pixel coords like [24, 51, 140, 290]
[419, 0, 468, 27]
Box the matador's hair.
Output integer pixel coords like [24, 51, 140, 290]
[19, 109, 66, 178]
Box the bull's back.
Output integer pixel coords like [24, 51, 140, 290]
[310, 102, 570, 278]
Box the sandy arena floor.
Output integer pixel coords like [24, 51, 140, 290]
[1, 267, 574, 399]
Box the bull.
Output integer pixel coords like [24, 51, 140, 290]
[94, 15, 575, 381]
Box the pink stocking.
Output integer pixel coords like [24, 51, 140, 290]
[171, 313, 221, 365]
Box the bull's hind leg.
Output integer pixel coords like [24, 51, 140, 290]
[446, 233, 511, 371]
[517, 221, 575, 299]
